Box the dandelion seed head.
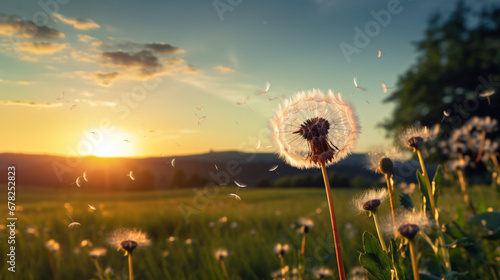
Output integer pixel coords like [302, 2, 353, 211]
[366, 146, 411, 174]
[271, 265, 289, 279]
[314, 267, 333, 279]
[107, 228, 151, 255]
[352, 188, 388, 214]
[298, 217, 314, 233]
[274, 243, 290, 256]
[398, 126, 431, 150]
[384, 211, 430, 240]
[45, 239, 60, 253]
[270, 89, 359, 169]
[89, 247, 107, 259]
[214, 248, 229, 260]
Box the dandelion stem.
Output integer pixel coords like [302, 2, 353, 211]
[92, 259, 105, 280]
[475, 130, 487, 163]
[48, 252, 57, 280]
[408, 239, 420, 280]
[457, 169, 476, 215]
[320, 162, 346, 280]
[372, 212, 387, 251]
[128, 253, 134, 280]
[300, 232, 307, 274]
[384, 173, 396, 228]
[220, 259, 230, 280]
[279, 255, 286, 280]
[416, 149, 451, 273]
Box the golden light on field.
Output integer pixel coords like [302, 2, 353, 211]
[82, 127, 137, 158]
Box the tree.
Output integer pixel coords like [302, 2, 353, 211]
[381, 1, 500, 138]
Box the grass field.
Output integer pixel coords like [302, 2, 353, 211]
[1, 185, 498, 280]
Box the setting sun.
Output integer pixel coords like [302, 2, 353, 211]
[82, 128, 137, 157]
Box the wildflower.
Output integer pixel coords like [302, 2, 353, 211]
[314, 267, 333, 279]
[214, 248, 229, 261]
[398, 127, 430, 151]
[298, 217, 314, 234]
[270, 89, 359, 169]
[45, 239, 60, 253]
[274, 243, 290, 257]
[107, 228, 151, 255]
[352, 188, 388, 215]
[89, 247, 107, 259]
[385, 211, 430, 240]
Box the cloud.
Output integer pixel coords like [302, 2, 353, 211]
[101, 50, 162, 72]
[0, 100, 62, 107]
[144, 43, 185, 55]
[53, 13, 100, 30]
[0, 15, 65, 39]
[71, 49, 99, 63]
[93, 71, 121, 87]
[213, 65, 235, 73]
[16, 42, 67, 54]
[77, 34, 96, 43]
[112, 41, 185, 55]
[0, 78, 35, 85]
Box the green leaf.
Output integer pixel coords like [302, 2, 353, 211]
[417, 170, 432, 216]
[400, 193, 414, 210]
[389, 239, 406, 280]
[432, 165, 442, 203]
[359, 232, 392, 280]
[470, 211, 500, 231]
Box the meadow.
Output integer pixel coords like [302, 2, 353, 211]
[1, 185, 498, 280]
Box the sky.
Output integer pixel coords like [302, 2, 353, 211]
[0, 0, 487, 158]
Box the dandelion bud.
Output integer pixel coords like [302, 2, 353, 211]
[120, 240, 138, 254]
[407, 136, 423, 150]
[397, 223, 420, 240]
[362, 199, 381, 213]
[378, 157, 394, 174]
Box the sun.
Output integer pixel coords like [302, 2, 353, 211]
[82, 127, 137, 157]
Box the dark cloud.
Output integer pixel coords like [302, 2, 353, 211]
[111, 41, 184, 55]
[101, 50, 162, 72]
[0, 15, 65, 39]
[93, 71, 120, 87]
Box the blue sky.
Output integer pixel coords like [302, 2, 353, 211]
[0, 0, 486, 157]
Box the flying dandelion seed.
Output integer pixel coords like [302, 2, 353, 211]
[228, 193, 242, 200]
[256, 81, 272, 101]
[126, 170, 135, 181]
[198, 116, 207, 125]
[56, 91, 66, 100]
[256, 139, 261, 149]
[234, 180, 247, 188]
[237, 96, 252, 110]
[214, 164, 218, 171]
[269, 165, 279, 175]
[67, 216, 81, 229]
[381, 82, 388, 93]
[377, 49, 382, 58]
[88, 204, 96, 211]
[90, 131, 97, 135]
[70, 104, 77, 110]
[123, 139, 130, 143]
[479, 90, 495, 105]
[72, 176, 84, 188]
[171, 158, 176, 167]
[82, 171, 88, 182]
[352, 77, 366, 95]
[196, 107, 204, 111]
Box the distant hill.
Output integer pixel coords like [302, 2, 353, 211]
[0, 151, 424, 190]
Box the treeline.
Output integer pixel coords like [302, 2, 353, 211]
[255, 171, 375, 189]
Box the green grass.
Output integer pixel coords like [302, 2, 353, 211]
[0, 185, 498, 280]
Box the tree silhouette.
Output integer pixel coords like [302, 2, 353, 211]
[381, 1, 500, 138]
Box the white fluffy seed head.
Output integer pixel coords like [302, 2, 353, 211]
[106, 228, 151, 255]
[398, 126, 431, 151]
[270, 89, 360, 169]
[383, 210, 430, 240]
[366, 145, 410, 174]
[214, 248, 229, 260]
[352, 188, 389, 215]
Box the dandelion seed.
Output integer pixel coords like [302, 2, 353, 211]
[171, 158, 176, 167]
[70, 104, 77, 110]
[381, 82, 388, 93]
[352, 77, 366, 95]
[126, 170, 135, 180]
[198, 116, 207, 125]
[196, 107, 204, 111]
[88, 204, 96, 211]
[256, 139, 261, 149]
[479, 90, 495, 105]
[237, 96, 252, 110]
[256, 81, 272, 101]
[123, 139, 130, 143]
[269, 165, 279, 175]
[441, 109, 451, 123]
[228, 193, 241, 200]
[214, 164, 219, 171]
[90, 131, 97, 135]
[83, 171, 88, 182]
[68, 221, 81, 229]
[377, 49, 382, 58]
[75, 176, 83, 187]
[234, 180, 247, 188]
[56, 91, 66, 100]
